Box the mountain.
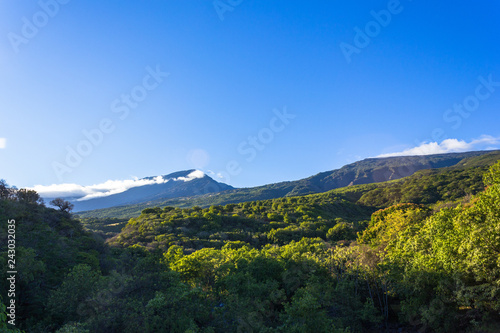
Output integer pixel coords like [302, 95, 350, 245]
[76, 150, 500, 218]
[67, 170, 234, 212]
[274, 150, 494, 196]
[209, 150, 500, 200]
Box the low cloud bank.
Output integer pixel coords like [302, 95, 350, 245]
[378, 136, 500, 158]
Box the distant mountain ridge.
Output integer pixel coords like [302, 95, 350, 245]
[195, 150, 498, 202]
[280, 152, 486, 196]
[69, 170, 234, 212]
[76, 150, 500, 218]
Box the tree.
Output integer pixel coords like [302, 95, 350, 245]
[15, 188, 44, 205]
[50, 198, 75, 213]
[483, 159, 500, 186]
[0, 179, 12, 200]
[55, 322, 89, 333]
[327, 222, 355, 242]
[47, 264, 101, 324]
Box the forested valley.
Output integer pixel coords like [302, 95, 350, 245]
[1, 158, 500, 332]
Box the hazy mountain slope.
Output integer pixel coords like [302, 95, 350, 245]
[284, 150, 493, 196]
[76, 150, 500, 219]
[71, 170, 233, 212]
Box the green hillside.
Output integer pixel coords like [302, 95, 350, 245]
[108, 192, 375, 251]
[0, 188, 108, 331]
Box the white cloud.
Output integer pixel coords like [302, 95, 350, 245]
[32, 170, 206, 201]
[174, 170, 205, 182]
[378, 135, 500, 158]
[0, 138, 6, 149]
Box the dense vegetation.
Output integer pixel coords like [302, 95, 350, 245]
[109, 193, 373, 251]
[1, 157, 500, 332]
[0, 185, 108, 332]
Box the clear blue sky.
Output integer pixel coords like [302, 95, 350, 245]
[1, 0, 499, 189]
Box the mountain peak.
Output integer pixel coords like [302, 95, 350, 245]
[35, 169, 232, 212]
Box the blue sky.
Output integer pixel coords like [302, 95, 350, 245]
[1, 0, 499, 192]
